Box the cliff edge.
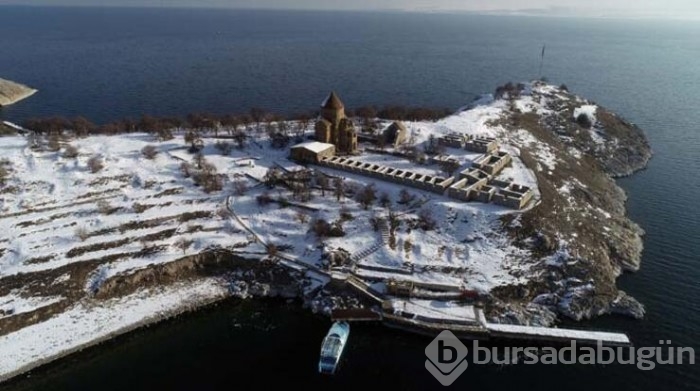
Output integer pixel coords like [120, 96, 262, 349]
[487, 81, 651, 325]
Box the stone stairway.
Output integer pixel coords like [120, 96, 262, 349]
[349, 216, 388, 263]
[350, 242, 383, 262]
[377, 217, 390, 245]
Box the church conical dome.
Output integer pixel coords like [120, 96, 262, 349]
[321, 91, 344, 110]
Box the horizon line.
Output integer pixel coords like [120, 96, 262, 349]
[0, 3, 699, 22]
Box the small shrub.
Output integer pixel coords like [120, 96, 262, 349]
[311, 218, 332, 238]
[417, 208, 437, 231]
[277, 196, 290, 208]
[404, 239, 413, 254]
[379, 192, 391, 208]
[180, 162, 192, 178]
[398, 189, 416, 205]
[494, 81, 524, 100]
[216, 206, 233, 219]
[256, 192, 273, 206]
[157, 128, 174, 141]
[329, 221, 345, 237]
[266, 243, 279, 258]
[138, 242, 164, 257]
[96, 199, 115, 215]
[0, 166, 9, 186]
[200, 161, 216, 175]
[132, 202, 149, 213]
[215, 141, 232, 156]
[339, 206, 354, 222]
[233, 179, 248, 196]
[75, 226, 90, 241]
[87, 155, 104, 173]
[200, 173, 223, 193]
[141, 145, 158, 159]
[63, 144, 79, 159]
[576, 113, 593, 129]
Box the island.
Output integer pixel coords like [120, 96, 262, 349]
[0, 78, 37, 107]
[0, 81, 651, 382]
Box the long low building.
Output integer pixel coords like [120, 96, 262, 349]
[299, 147, 533, 209]
[318, 156, 455, 194]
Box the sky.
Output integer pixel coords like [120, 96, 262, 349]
[1, 0, 699, 19]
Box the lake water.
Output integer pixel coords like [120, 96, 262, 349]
[0, 7, 698, 390]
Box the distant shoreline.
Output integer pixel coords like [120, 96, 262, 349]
[0, 78, 37, 107]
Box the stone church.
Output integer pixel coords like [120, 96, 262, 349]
[315, 92, 358, 155]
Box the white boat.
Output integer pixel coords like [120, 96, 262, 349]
[318, 321, 350, 374]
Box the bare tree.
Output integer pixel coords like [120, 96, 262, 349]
[72, 116, 94, 137]
[249, 108, 268, 133]
[47, 133, 61, 152]
[356, 183, 377, 210]
[334, 177, 345, 201]
[317, 174, 329, 197]
[295, 211, 309, 224]
[185, 130, 203, 153]
[232, 129, 247, 149]
[174, 238, 194, 254]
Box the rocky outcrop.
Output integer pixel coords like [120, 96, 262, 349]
[0, 78, 37, 106]
[491, 81, 651, 324]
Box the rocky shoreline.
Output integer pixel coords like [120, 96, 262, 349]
[487, 82, 651, 326]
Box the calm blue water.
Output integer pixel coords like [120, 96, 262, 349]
[0, 6, 699, 390]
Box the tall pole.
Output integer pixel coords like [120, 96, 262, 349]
[539, 44, 546, 79]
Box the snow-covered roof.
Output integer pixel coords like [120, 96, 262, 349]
[291, 141, 335, 153]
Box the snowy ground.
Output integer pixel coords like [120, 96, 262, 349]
[0, 278, 227, 381]
[0, 83, 565, 381]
